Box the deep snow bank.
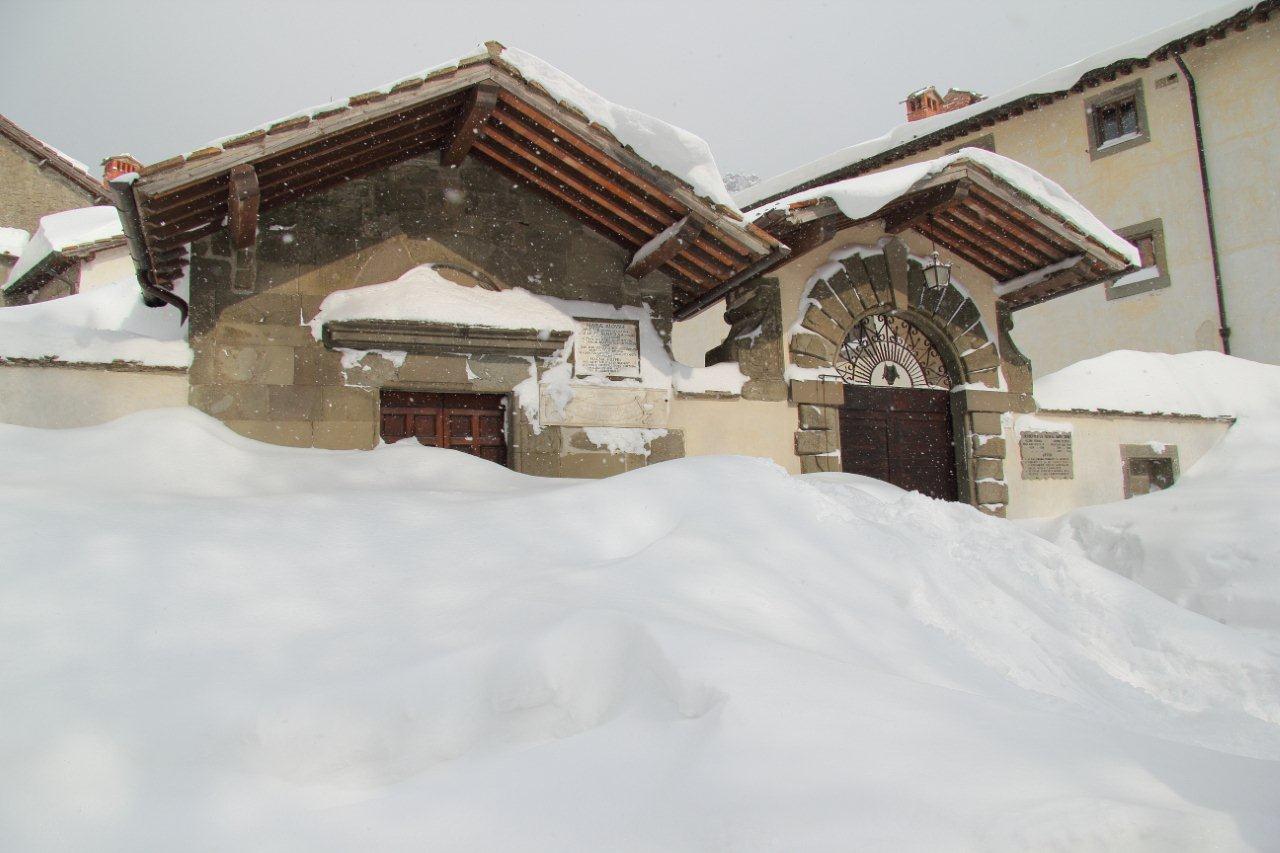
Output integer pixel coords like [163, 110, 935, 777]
[1, 408, 1278, 851]
[0, 275, 190, 367]
[1029, 352, 1280, 645]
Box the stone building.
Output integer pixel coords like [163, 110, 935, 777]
[736, 1, 1280, 375]
[4, 41, 1223, 518]
[0, 113, 110, 235]
[0, 113, 114, 286]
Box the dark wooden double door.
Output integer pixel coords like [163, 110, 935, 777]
[379, 390, 507, 464]
[838, 385, 958, 501]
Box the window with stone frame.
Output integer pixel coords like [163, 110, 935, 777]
[1086, 81, 1149, 160]
[1121, 443, 1179, 498]
[1106, 218, 1169, 300]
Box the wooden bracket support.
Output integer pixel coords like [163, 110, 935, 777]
[625, 215, 704, 279]
[227, 163, 260, 250]
[442, 83, 499, 167]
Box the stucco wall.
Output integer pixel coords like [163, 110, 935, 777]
[0, 364, 189, 428]
[1004, 410, 1231, 518]
[186, 151, 685, 476]
[667, 396, 801, 473]
[841, 19, 1280, 374]
[0, 136, 102, 234]
[78, 247, 135, 292]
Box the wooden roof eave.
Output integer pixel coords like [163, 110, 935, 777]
[132, 63, 494, 200]
[908, 162, 1133, 274]
[759, 165, 1130, 276]
[127, 56, 787, 312]
[483, 68, 777, 261]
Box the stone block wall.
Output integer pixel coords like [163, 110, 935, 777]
[186, 151, 683, 476]
[0, 137, 103, 234]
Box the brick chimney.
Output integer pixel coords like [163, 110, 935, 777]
[102, 154, 143, 183]
[905, 87, 985, 122]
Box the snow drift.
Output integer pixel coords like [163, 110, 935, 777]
[1, 408, 1278, 850]
[0, 274, 190, 367]
[1029, 351, 1280, 649]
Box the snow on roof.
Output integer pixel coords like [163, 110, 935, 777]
[177, 42, 736, 214]
[1033, 350, 1280, 419]
[498, 48, 735, 211]
[0, 227, 29, 259]
[3, 207, 125, 292]
[749, 149, 1141, 269]
[0, 274, 191, 368]
[737, 0, 1264, 208]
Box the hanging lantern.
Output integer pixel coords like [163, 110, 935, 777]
[922, 249, 951, 292]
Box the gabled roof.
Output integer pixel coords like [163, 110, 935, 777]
[0, 114, 110, 204]
[751, 150, 1137, 309]
[4, 206, 127, 296]
[117, 42, 786, 319]
[739, 0, 1276, 209]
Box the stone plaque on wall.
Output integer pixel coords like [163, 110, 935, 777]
[574, 318, 641, 379]
[539, 386, 669, 429]
[1020, 431, 1074, 480]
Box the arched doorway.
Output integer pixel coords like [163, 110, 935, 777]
[834, 313, 958, 500]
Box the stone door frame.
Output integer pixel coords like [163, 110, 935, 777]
[787, 239, 1030, 515]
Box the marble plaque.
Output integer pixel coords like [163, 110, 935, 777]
[574, 318, 641, 379]
[1020, 431, 1074, 480]
[539, 385, 669, 428]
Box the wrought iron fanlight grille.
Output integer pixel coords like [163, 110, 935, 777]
[835, 314, 953, 390]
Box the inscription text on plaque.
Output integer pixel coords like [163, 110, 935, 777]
[574, 318, 642, 379]
[1020, 431, 1074, 480]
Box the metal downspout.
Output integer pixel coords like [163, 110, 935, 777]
[1173, 53, 1230, 354]
[108, 176, 190, 324]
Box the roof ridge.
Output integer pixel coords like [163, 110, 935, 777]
[739, 0, 1275, 210]
[0, 113, 110, 203]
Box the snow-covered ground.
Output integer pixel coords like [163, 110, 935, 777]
[2, 406, 1278, 850]
[1027, 351, 1280, 652]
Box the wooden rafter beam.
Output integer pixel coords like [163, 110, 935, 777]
[626, 215, 704, 279]
[442, 83, 499, 167]
[881, 182, 969, 234]
[915, 217, 1018, 280]
[943, 202, 1057, 268]
[227, 164, 260, 249]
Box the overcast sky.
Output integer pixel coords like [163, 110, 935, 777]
[2, 0, 1225, 183]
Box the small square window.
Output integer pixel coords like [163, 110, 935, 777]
[1106, 218, 1170, 300]
[1121, 444, 1179, 498]
[1086, 81, 1149, 160]
[1127, 457, 1176, 495]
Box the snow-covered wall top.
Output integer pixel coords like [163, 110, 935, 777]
[749, 149, 1140, 271]
[311, 264, 747, 398]
[1033, 350, 1280, 419]
[185, 43, 737, 215]
[0, 275, 191, 368]
[736, 0, 1262, 208]
[3, 206, 125, 292]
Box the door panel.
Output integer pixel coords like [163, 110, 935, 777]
[838, 386, 957, 500]
[379, 391, 508, 465]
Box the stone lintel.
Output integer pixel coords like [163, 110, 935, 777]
[322, 319, 571, 357]
[958, 389, 1035, 414]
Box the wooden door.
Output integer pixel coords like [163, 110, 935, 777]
[838, 385, 957, 500]
[379, 390, 508, 464]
